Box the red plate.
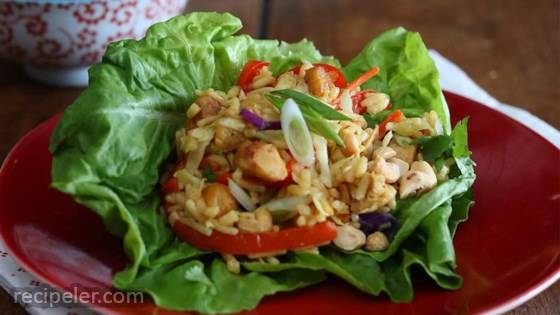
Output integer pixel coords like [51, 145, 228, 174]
[0, 92, 558, 315]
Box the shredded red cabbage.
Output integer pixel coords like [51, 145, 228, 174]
[240, 108, 281, 130]
[358, 212, 399, 238]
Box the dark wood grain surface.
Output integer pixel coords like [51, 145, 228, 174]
[0, 0, 557, 314]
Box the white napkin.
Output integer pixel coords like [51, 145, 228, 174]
[0, 51, 558, 315]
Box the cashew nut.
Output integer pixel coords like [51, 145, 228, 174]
[342, 130, 361, 156]
[387, 158, 409, 178]
[389, 142, 417, 164]
[333, 225, 366, 251]
[365, 231, 389, 251]
[373, 146, 396, 159]
[362, 92, 390, 115]
[399, 161, 438, 198]
[373, 156, 400, 184]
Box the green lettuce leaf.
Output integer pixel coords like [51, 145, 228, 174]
[343, 27, 451, 133]
[130, 260, 325, 314]
[50, 12, 335, 313]
[50, 12, 475, 313]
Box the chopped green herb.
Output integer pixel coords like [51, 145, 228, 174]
[266, 94, 344, 146]
[271, 89, 351, 121]
[451, 117, 471, 158]
[414, 135, 452, 161]
[202, 165, 216, 182]
[434, 158, 445, 172]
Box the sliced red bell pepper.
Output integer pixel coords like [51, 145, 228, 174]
[216, 172, 232, 185]
[273, 158, 297, 187]
[379, 110, 405, 136]
[163, 177, 179, 193]
[162, 160, 186, 193]
[350, 89, 374, 114]
[349, 90, 393, 114]
[173, 220, 337, 255]
[237, 60, 271, 92]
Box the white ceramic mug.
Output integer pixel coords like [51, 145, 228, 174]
[0, 0, 188, 87]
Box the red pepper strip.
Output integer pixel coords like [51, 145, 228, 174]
[162, 160, 186, 193]
[290, 65, 303, 74]
[237, 60, 271, 92]
[273, 158, 297, 187]
[216, 172, 232, 185]
[290, 63, 347, 88]
[173, 220, 337, 255]
[350, 89, 375, 114]
[163, 177, 179, 193]
[346, 66, 380, 92]
[350, 91, 393, 115]
[379, 110, 405, 136]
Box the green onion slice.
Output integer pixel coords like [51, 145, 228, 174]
[281, 98, 315, 166]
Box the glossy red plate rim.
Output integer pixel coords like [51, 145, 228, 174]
[0, 91, 558, 315]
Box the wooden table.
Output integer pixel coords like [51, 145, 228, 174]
[0, 0, 558, 314]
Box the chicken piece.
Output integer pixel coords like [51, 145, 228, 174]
[235, 141, 288, 182]
[389, 141, 417, 165]
[214, 125, 244, 152]
[202, 183, 238, 217]
[197, 95, 222, 116]
[305, 66, 332, 97]
[187, 95, 222, 129]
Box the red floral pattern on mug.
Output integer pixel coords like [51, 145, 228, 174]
[37, 38, 61, 57]
[104, 29, 134, 50]
[25, 16, 47, 37]
[0, 0, 188, 67]
[162, 0, 185, 15]
[144, 3, 159, 20]
[77, 28, 97, 49]
[80, 51, 100, 64]
[15, 3, 50, 17]
[73, 2, 109, 24]
[56, 4, 74, 10]
[111, 1, 137, 26]
[37, 38, 73, 59]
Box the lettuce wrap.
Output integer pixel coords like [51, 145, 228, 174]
[49, 12, 475, 314]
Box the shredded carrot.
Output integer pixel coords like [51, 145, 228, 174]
[346, 66, 380, 91]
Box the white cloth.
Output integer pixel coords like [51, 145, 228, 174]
[0, 51, 558, 315]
